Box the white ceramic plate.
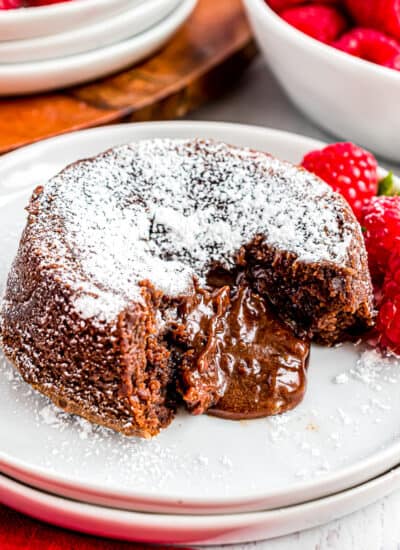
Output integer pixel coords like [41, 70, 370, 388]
[0, 0, 180, 63]
[0, 122, 399, 516]
[0, 0, 196, 96]
[0, 0, 136, 41]
[2, 467, 400, 545]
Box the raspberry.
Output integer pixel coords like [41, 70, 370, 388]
[361, 196, 400, 284]
[382, 252, 400, 300]
[0, 0, 23, 7]
[385, 53, 400, 70]
[267, 0, 341, 12]
[376, 252, 400, 354]
[279, 4, 348, 43]
[301, 142, 378, 221]
[26, 0, 72, 4]
[345, 0, 400, 41]
[267, 0, 305, 10]
[333, 28, 400, 70]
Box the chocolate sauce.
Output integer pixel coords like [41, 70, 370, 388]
[173, 278, 310, 420]
[172, 283, 231, 414]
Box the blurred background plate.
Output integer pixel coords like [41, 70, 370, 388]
[0, 0, 255, 152]
[0, 0, 197, 95]
[0, 0, 181, 64]
[0, 0, 136, 41]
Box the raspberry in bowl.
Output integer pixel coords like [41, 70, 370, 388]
[242, 0, 400, 162]
[268, 1, 400, 73]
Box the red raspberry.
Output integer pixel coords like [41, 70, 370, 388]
[0, 0, 23, 7]
[279, 4, 348, 43]
[385, 53, 400, 70]
[268, 0, 305, 10]
[27, 0, 72, 4]
[301, 142, 379, 221]
[376, 252, 400, 354]
[382, 252, 400, 300]
[267, 0, 341, 12]
[333, 28, 400, 70]
[345, 0, 400, 41]
[361, 196, 400, 284]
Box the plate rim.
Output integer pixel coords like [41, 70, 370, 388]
[1, 465, 400, 544]
[0, 0, 135, 25]
[0, 120, 397, 515]
[0, 0, 136, 41]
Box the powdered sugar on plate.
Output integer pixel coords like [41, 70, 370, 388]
[0, 353, 236, 494]
[3, 343, 399, 498]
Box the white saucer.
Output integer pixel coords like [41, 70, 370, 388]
[0, 0, 180, 64]
[0, 0, 197, 96]
[0, 121, 398, 516]
[0, 0, 135, 41]
[1, 467, 400, 545]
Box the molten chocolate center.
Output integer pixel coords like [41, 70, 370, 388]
[171, 276, 310, 420]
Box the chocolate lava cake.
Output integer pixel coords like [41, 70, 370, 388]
[0, 139, 375, 437]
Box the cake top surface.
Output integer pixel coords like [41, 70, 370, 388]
[28, 139, 357, 323]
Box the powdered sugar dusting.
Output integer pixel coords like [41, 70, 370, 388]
[30, 139, 355, 323]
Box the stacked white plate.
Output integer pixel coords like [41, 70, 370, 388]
[0, 0, 197, 95]
[1, 121, 400, 545]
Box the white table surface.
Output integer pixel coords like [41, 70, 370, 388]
[188, 57, 400, 550]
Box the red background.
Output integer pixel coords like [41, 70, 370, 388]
[0, 504, 176, 549]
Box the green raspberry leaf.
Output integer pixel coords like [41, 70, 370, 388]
[378, 171, 395, 196]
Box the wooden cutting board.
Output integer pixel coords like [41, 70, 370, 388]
[0, 0, 256, 154]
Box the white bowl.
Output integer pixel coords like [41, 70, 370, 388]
[0, 0, 197, 96]
[0, 0, 180, 63]
[0, 0, 137, 41]
[243, 0, 400, 162]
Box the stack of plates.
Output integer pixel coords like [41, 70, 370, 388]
[1, 121, 400, 545]
[0, 0, 197, 95]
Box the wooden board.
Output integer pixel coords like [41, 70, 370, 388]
[0, 0, 256, 154]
